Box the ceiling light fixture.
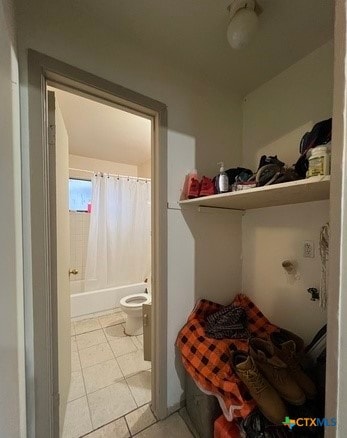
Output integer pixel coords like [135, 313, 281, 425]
[227, 0, 261, 50]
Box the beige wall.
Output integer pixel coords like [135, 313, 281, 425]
[137, 159, 151, 178]
[0, 0, 25, 436]
[69, 154, 138, 179]
[242, 42, 333, 342]
[17, 0, 243, 410]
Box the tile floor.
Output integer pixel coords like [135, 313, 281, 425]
[64, 309, 193, 438]
[63, 308, 154, 438]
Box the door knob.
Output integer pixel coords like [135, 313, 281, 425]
[69, 269, 79, 276]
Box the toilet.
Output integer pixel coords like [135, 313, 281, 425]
[120, 292, 151, 336]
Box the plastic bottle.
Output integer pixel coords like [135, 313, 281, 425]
[307, 146, 330, 177]
[215, 162, 229, 193]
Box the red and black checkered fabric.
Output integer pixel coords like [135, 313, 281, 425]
[176, 294, 278, 421]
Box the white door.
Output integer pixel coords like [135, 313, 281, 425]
[48, 91, 71, 435]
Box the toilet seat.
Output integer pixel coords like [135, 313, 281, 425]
[120, 293, 151, 308]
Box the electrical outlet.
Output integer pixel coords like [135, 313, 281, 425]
[303, 240, 315, 258]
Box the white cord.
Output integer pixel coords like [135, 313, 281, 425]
[319, 222, 330, 309]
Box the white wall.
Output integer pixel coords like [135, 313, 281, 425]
[243, 41, 333, 171]
[242, 42, 333, 342]
[242, 202, 328, 342]
[0, 0, 25, 436]
[16, 0, 243, 411]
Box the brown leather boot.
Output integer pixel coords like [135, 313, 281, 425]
[249, 337, 306, 405]
[231, 350, 288, 424]
[270, 329, 317, 399]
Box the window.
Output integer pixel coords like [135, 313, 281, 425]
[69, 178, 92, 212]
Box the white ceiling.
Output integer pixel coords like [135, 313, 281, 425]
[79, 0, 334, 95]
[54, 89, 151, 165]
[52, 1, 334, 163]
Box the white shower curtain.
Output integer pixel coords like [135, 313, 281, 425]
[85, 174, 151, 291]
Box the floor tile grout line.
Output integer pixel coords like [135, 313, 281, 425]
[75, 326, 103, 337]
[77, 337, 143, 360]
[104, 321, 123, 365]
[126, 402, 158, 436]
[77, 341, 111, 361]
[76, 314, 110, 432]
[149, 403, 158, 421]
[83, 376, 127, 397]
[132, 411, 193, 438]
[111, 347, 141, 362]
[81, 360, 94, 432]
[80, 355, 120, 372]
[75, 320, 125, 344]
[79, 415, 127, 438]
[78, 342, 145, 370]
[76, 331, 108, 351]
[77, 334, 107, 347]
[124, 370, 139, 408]
[69, 312, 152, 436]
[74, 316, 125, 336]
[80, 401, 152, 437]
[101, 319, 135, 408]
[80, 413, 132, 438]
[78, 367, 151, 398]
[80, 354, 125, 432]
[124, 413, 133, 437]
[76, 338, 94, 434]
[130, 411, 159, 437]
[127, 335, 141, 352]
[71, 307, 119, 323]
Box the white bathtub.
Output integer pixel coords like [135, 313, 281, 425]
[70, 280, 147, 317]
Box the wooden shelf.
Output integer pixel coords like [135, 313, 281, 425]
[179, 176, 330, 211]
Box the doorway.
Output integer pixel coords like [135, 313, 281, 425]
[49, 85, 154, 437]
[26, 51, 168, 438]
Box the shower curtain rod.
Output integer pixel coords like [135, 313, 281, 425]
[69, 167, 151, 182]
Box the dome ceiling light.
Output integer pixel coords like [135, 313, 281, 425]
[227, 0, 263, 50]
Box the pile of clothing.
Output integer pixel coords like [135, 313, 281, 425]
[176, 294, 277, 420]
[176, 294, 321, 437]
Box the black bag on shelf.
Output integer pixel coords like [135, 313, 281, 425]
[295, 118, 332, 178]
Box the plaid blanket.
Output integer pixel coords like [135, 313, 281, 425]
[176, 294, 278, 421]
[214, 415, 240, 438]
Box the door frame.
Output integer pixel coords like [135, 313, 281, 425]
[325, 1, 347, 436]
[26, 49, 168, 437]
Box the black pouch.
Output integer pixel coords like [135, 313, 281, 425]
[225, 167, 253, 185]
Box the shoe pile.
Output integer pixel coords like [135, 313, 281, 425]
[231, 328, 317, 425]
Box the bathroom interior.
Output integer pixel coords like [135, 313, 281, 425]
[51, 87, 154, 438]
